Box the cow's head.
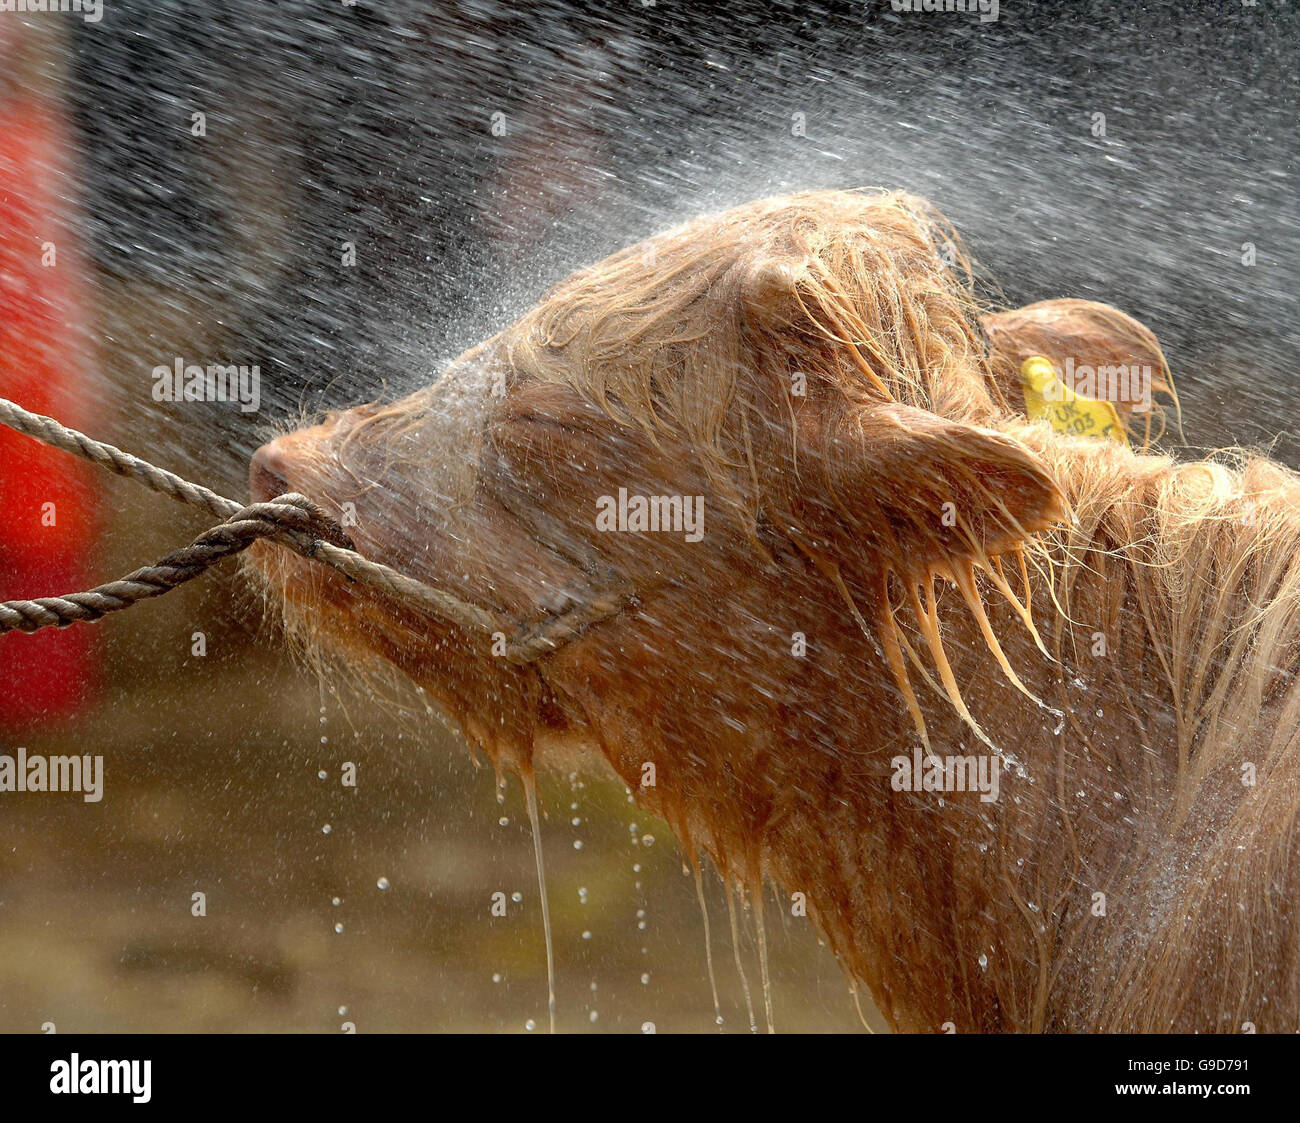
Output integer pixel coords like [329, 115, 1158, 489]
[258, 200, 1198, 953]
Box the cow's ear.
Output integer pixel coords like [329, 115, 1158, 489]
[797, 400, 1066, 573]
[982, 299, 1178, 438]
[982, 298, 1166, 374]
[793, 400, 1067, 750]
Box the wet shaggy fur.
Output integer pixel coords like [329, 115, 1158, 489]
[247, 189, 1300, 1033]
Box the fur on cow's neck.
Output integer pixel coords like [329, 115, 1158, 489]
[775, 423, 1300, 1032]
[422, 410, 1300, 1033]
[576, 422, 1300, 1033]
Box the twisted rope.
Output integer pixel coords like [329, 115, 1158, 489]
[0, 397, 626, 661]
[0, 494, 346, 633]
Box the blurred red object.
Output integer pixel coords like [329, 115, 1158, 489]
[0, 27, 100, 727]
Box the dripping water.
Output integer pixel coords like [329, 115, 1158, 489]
[752, 887, 775, 1034]
[726, 885, 758, 1033]
[522, 774, 557, 1035]
[850, 983, 876, 1034]
[693, 864, 724, 1030]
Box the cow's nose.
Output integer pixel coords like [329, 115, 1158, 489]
[250, 439, 293, 503]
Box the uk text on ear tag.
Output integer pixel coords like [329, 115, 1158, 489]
[1019, 355, 1129, 446]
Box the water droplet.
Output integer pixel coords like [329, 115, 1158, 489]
[498, 816, 509, 827]
[492, 973, 502, 984]
[632, 863, 642, 874]
[588, 1010, 599, 1023]
[525, 1019, 536, 1032]
[376, 877, 390, 891]
[640, 973, 650, 985]
[321, 823, 332, 835]
[578, 887, 589, 904]
[511, 891, 522, 903]
[337, 1005, 348, 1016]
[641, 1021, 656, 1034]
[573, 840, 584, 851]
[582, 930, 592, 940]
[331, 897, 342, 907]
[333, 923, 344, 934]
[978, 953, 988, 969]
[317, 770, 327, 780]
[642, 834, 655, 847]
[571, 817, 581, 827]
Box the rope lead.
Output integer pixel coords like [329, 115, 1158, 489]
[0, 397, 624, 661]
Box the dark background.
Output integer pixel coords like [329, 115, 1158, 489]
[69, 0, 1300, 465]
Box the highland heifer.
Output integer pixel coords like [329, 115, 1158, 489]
[248, 190, 1300, 1033]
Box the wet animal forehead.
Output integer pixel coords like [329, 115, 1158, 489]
[329, 340, 502, 513]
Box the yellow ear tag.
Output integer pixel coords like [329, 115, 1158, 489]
[1019, 355, 1128, 446]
